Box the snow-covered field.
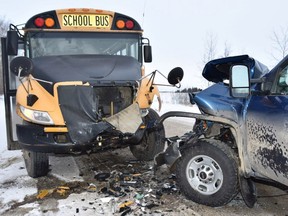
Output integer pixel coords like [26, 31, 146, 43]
[0, 94, 199, 215]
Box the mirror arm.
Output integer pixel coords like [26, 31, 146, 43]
[31, 77, 53, 85]
[19, 77, 29, 94]
[139, 68, 182, 90]
[9, 24, 24, 38]
[175, 80, 181, 88]
[141, 37, 150, 46]
[250, 77, 266, 84]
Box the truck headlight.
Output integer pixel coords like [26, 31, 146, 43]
[20, 106, 54, 125]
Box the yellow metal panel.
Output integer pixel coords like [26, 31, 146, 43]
[16, 78, 87, 126]
[44, 127, 68, 133]
[135, 77, 161, 110]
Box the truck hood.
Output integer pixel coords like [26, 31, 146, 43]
[32, 55, 141, 84]
[202, 55, 269, 83]
[194, 55, 270, 122]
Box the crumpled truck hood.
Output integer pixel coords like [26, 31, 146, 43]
[202, 55, 269, 83]
[194, 83, 245, 123]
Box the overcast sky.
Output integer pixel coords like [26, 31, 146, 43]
[1, 0, 288, 89]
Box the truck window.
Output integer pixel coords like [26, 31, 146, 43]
[275, 66, 288, 94]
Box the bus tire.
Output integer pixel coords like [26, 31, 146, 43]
[23, 150, 49, 178]
[176, 139, 239, 207]
[130, 109, 165, 161]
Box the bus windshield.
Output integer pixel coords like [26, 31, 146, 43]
[28, 32, 140, 61]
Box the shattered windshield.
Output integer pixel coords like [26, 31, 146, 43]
[27, 32, 140, 61]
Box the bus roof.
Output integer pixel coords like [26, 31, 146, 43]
[24, 8, 143, 33]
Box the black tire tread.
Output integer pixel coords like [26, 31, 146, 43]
[23, 150, 49, 178]
[130, 109, 165, 161]
[176, 139, 239, 207]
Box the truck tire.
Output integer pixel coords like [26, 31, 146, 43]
[176, 139, 239, 207]
[130, 109, 165, 161]
[23, 150, 49, 178]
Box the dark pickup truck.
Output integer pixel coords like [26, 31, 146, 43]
[156, 54, 288, 207]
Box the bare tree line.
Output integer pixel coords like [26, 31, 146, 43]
[202, 27, 288, 68]
[271, 26, 288, 62]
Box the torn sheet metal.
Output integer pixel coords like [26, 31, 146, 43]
[106, 103, 143, 134]
[154, 138, 181, 169]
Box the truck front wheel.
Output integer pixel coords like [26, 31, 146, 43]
[129, 109, 165, 161]
[176, 139, 239, 207]
[23, 150, 49, 178]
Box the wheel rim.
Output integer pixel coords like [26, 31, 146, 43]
[186, 155, 223, 195]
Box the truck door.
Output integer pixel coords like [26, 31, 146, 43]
[1, 37, 22, 150]
[246, 64, 288, 186]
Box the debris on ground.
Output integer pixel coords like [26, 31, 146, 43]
[36, 186, 70, 199]
[78, 158, 180, 215]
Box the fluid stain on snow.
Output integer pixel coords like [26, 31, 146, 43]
[248, 119, 288, 178]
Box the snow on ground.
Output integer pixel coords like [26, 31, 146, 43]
[0, 96, 38, 214]
[0, 94, 199, 215]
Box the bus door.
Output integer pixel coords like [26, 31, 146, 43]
[1, 36, 22, 150]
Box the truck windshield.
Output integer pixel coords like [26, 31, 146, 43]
[27, 32, 140, 61]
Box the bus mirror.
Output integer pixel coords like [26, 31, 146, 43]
[168, 67, 184, 86]
[144, 45, 152, 63]
[7, 30, 19, 55]
[10, 56, 33, 77]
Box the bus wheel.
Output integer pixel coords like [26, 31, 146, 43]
[130, 109, 165, 161]
[176, 139, 239, 207]
[23, 150, 49, 178]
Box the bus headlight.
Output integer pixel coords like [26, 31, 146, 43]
[20, 106, 54, 125]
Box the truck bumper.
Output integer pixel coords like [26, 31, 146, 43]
[16, 124, 88, 154]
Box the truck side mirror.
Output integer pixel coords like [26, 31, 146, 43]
[230, 65, 250, 98]
[10, 56, 33, 77]
[144, 45, 152, 63]
[7, 30, 19, 55]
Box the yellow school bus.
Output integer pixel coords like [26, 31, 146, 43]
[1, 8, 166, 177]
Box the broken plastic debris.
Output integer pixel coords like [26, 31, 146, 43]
[87, 183, 97, 192]
[36, 189, 53, 199]
[135, 193, 144, 200]
[56, 186, 70, 196]
[119, 206, 132, 216]
[118, 200, 134, 209]
[94, 172, 111, 181]
[58, 186, 70, 190]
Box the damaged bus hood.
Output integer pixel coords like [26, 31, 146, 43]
[35, 55, 143, 144]
[32, 55, 141, 84]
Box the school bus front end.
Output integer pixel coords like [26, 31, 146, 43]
[3, 8, 165, 177]
[15, 54, 142, 152]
